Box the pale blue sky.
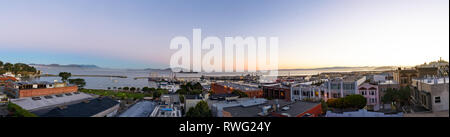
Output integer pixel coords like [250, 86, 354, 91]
[0, 0, 448, 69]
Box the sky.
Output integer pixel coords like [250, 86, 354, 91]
[0, 0, 449, 69]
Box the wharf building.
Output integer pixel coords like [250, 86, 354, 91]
[2, 81, 78, 98]
[211, 82, 262, 98]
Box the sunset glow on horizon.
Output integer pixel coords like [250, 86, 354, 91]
[0, 0, 448, 69]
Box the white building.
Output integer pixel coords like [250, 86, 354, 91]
[325, 76, 366, 98]
[291, 83, 327, 102]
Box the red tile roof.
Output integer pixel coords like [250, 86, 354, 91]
[0, 76, 18, 82]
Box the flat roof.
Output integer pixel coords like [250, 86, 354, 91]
[119, 101, 156, 117]
[209, 93, 239, 99]
[215, 82, 260, 92]
[222, 100, 319, 117]
[379, 80, 398, 85]
[11, 92, 93, 111]
[40, 97, 119, 117]
[413, 77, 449, 85]
[185, 94, 202, 100]
[13, 81, 53, 85]
[262, 84, 290, 89]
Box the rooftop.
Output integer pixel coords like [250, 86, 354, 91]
[215, 82, 260, 92]
[413, 77, 449, 85]
[118, 101, 156, 117]
[0, 76, 18, 82]
[379, 80, 398, 85]
[150, 105, 182, 117]
[11, 92, 93, 111]
[13, 81, 54, 85]
[326, 109, 403, 117]
[222, 99, 319, 117]
[185, 94, 203, 100]
[209, 93, 239, 100]
[262, 83, 290, 89]
[39, 97, 119, 117]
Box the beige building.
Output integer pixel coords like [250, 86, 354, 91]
[393, 68, 418, 87]
[411, 77, 449, 112]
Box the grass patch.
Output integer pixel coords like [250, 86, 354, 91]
[80, 89, 152, 100]
[7, 102, 38, 117]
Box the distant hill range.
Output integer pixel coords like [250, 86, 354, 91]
[279, 66, 397, 71]
[29, 64, 100, 68]
[27, 64, 398, 72]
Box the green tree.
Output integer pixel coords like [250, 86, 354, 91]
[185, 100, 212, 117]
[398, 87, 411, 106]
[4, 63, 13, 72]
[177, 82, 204, 95]
[179, 95, 185, 103]
[68, 78, 86, 88]
[142, 87, 150, 92]
[381, 88, 395, 104]
[153, 89, 168, 98]
[335, 98, 345, 108]
[58, 72, 72, 82]
[343, 94, 367, 109]
[382, 87, 411, 109]
[321, 100, 328, 114]
[327, 95, 367, 109]
[193, 82, 203, 90]
[123, 87, 129, 91]
[130, 87, 136, 91]
[176, 88, 187, 95]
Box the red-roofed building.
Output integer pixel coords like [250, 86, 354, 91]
[0, 76, 18, 86]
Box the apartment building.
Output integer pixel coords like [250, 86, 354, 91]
[325, 76, 366, 98]
[411, 77, 449, 112]
[357, 83, 380, 111]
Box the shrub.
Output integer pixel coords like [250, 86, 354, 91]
[327, 95, 367, 109]
[343, 94, 367, 109]
[7, 102, 37, 117]
[185, 101, 212, 117]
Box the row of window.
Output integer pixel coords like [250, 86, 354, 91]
[360, 90, 376, 96]
[330, 84, 355, 90]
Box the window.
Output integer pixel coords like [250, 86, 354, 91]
[435, 96, 441, 103]
[294, 90, 299, 95]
